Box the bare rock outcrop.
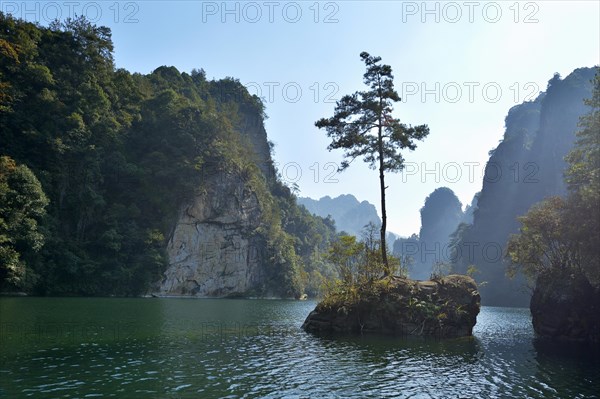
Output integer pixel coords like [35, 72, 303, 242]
[302, 275, 480, 337]
[156, 170, 264, 297]
[530, 269, 600, 343]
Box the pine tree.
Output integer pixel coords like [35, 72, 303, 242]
[316, 52, 429, 273]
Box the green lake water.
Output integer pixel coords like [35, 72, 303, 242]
[0, 298, 599, 398]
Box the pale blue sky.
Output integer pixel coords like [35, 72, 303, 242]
[6, 1, 599, 236]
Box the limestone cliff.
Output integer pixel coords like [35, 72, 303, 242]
[157, 169, 264, 297]
[153, 80, 336, 299]
[156, 103, 273, 297]
[449, 67, 596, 307]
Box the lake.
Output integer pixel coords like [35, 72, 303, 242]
[1, 298, 599, 398]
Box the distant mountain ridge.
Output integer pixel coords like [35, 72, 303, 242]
[298, 194, 381, 238]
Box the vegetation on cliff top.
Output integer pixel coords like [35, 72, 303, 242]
[309, 222, 479, 336]
[305, 269, 480, 337]
[322, 224, 403, 305]
[0, 13, 336, 296]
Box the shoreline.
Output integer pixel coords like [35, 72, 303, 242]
[0, 292, 309, 301]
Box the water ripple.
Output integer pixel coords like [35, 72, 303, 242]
[1, 300, 599, 398]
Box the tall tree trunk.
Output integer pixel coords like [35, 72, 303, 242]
[377, 125, 389, 274]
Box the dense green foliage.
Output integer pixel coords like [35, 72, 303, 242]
[448, 67, 596, 306]
[321, 223, 404, 307]
[0, 156, 48, 287]
[315, 52, 429, 271]
[0, 14, 336, 296]
[507, 71, 600, 287]
[274, 193, 338, 297]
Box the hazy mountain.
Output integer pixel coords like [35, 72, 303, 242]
[461, 193, 479, 225]
[298, 194, 383, 238]
[393, 187, 466, 280]
[419, 188, 464, 248]
[450, 67, 597, 306]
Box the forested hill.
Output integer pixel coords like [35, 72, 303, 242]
[450, 67, 597, 306]
[0, 14, 336, 296]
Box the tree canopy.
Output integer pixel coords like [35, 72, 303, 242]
[315, 52, 429, 272]
[0, 13, 336, 296]
[0, 156, 48, 288]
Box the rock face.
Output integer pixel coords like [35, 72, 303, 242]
[394, 187, 465, 281]
[156, 170, 264, 297]
[448, 68, 596, 307]
[155, 101, 279, 298]
[302, 275, 480, 337]
[531, 270, 600, 343]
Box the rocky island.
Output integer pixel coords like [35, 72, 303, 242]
[530, 269, 600, 343]
[302, 275, 480, 337]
